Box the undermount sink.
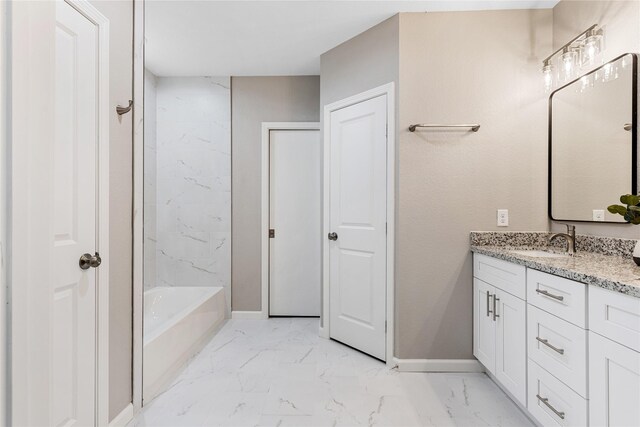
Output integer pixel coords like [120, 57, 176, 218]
[509, 249, 571, 258]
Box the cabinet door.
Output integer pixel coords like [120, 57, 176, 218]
[589, 331, 640, 427]
[495, 289, 526, 406]
[474, 278, 496, 372]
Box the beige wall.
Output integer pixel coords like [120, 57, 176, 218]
[550, 0, 640, 238]
[396, 10, 551, 359]
[321, 10, 551, 359]
[0, 1, 7, 420]
[90, 0, 133, 420]
[231, 76, 320, 311]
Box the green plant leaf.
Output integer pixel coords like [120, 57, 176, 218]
[629, 205, 640, 212]
[608, 205, 627, 215]
[631, 216, 640, 225]
[620, 194, 640, 206]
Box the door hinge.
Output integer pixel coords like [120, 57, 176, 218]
[269, 229, 275, 238]
[385, 222, 388, 234]
[385, 321, 388, 332]
[386, 123, 388, 137]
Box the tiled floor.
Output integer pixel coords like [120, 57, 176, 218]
[129, 318, 533, 427]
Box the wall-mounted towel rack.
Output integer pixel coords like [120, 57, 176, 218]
[408, 123, 480, 132]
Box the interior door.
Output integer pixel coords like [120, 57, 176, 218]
[269, 129, 321, 316]
[52, 2, 100, 425]
[328, 95, 387, 361]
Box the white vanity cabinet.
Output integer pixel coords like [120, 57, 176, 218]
[588, 286, 640, 427]
[472, 251, 640, 427]
[473, 255, 527, 406]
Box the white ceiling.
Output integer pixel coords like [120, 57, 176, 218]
[145, 0, 559, 76]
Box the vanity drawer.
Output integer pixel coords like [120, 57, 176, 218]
[589, 286, 640, 352]
[527, 305, 587, 397]
[527, 269, 586, 328]
[528, 359, 588, 427]
[473, 254, 526, 299]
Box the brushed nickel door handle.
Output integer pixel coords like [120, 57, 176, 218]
[79, 252, 102, 270]
[492, 295, 500, 321]
[328, 232, 338, 241]
[486, 291, 493, 317]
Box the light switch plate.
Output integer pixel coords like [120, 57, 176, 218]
[593, 209, 605, 221]
[497, 209, 509, 227]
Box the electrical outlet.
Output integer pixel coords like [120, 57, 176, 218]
[497, 209, 509, 227]
[593, 209, 605, 221]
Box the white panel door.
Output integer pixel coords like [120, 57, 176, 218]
[589, 331, 640, 427]
[494, 289, 526, 406]
[53, 2, 99, 425]
[473, 279, 496, 372]
[329, 95, 387, 361]
[269, 129, 321, 316]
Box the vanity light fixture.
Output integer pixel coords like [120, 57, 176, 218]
[542, 24, 604, 92]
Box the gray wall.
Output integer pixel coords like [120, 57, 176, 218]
[319, 15, 399, 329]
[320, 15, 399, 108]
[550, 0, 640, 239]
[90, 0, 133, 421]
[231, 76, 320, 311]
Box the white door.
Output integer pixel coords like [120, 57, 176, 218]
[494, 289, 526, 406]
[328, 95, 388, 360]
[473, 278, 496, 371]
[589, 331, 640, 427]
[53, 2, 100, 425]
[269, 129, 321, 316]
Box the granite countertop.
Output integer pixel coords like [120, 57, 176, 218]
[470, 244, 640, 299]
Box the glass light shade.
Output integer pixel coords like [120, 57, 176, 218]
[581, 32, 603, 67]
[560, 48, 578, 83]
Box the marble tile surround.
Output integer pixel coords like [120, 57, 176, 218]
[128, 318, 533, 427]
[144, 69, 158, 291]
[145, 75, 231, 310]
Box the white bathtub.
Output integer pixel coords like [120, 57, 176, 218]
[143, 286, 226, 402]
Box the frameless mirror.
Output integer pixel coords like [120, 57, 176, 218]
[550, 53, 638, 222]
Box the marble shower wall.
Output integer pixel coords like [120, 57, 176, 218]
[147, 76, 231, 310]
[144, 69, 158, 291]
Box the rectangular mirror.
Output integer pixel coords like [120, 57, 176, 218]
[549, 53, 638, 222]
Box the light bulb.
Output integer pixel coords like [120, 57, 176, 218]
[542, 62, 554, 92]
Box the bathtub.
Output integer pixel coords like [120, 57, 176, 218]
[143, 286, 226, 402]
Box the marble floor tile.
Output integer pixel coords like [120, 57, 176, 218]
[128, 318, 533, 427]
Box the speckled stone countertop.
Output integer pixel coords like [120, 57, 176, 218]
[470, 232, 640, 299]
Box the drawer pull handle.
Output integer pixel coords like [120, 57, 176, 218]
[486, 291, 493, 317]
[536, 337, 565, 355]
[492, 295, 499, 321]
[536, 394, 565, 420]
[535, 288, 564, 301]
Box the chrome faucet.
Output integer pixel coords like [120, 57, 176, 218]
[549, 224, 576, 256]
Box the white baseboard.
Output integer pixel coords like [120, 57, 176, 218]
[109, 403, 133, 427]
[231, 310, 267, 320]
[394, 358, 485, 373]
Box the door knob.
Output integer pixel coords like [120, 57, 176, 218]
[328, 232, 338, 241]
[79, 252, 102, 270]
